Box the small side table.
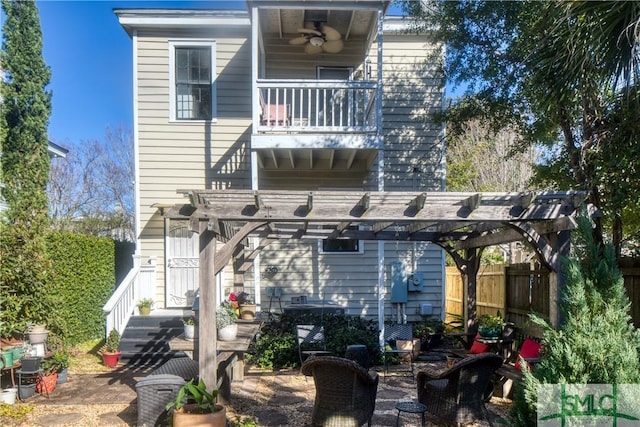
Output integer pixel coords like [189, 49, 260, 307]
[395, 401, 427, 427]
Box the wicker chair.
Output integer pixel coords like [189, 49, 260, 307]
[301, 356, 379, 427]
[417, 353, 503, 426]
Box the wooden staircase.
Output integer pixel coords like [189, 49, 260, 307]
[119, 313, 188, 370]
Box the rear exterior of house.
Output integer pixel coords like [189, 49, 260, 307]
[114, 1, 445, 327]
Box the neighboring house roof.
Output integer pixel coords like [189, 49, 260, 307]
[48, 141, 68, 158]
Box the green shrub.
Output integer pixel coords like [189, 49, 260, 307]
[510, 216, 640, 425]
[45, 231, 115, 344]
[247, 312, 380, 369]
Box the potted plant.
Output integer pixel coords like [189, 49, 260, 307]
[478, 314, 504, 338]
[137, 298, 154, 315]
[183, 317, 196, 341]
[50, 349, 70, 384]
[36, 358, 58, 393]
[166, 378, 226, 427]
[238, 292, 256, 320]
[216, 301, 238, 341]
[101, 328, 121, 368]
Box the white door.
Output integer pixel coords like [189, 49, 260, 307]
[166, 220, 199, 308]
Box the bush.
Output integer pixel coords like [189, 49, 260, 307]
[45, 231, 115, 344]
[247, 313, 380, 369]
[510, 216, 640, 425]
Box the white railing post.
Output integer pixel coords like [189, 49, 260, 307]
[103, 254, 158, 338]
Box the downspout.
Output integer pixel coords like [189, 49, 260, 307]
[250, 5, 262, 308]
[132, 29, 141, 256]
[376, 9, 386, 349]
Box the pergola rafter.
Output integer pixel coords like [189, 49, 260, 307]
[164, 189, 588, 390]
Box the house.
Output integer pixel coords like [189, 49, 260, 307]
[111, 0, 447, 333]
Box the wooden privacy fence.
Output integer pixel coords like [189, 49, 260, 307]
[446, 260, 640, 330]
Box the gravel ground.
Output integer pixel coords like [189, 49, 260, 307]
[1, 362, 513, 426]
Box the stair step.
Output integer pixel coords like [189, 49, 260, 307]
[119, 315, 187, 368]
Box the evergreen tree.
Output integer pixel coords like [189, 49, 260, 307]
[0, 0, 54, 337]
[511, 216, 640, 425]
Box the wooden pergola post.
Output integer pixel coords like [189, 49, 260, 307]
[196, 220, 218, 392]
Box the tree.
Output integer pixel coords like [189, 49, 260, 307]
[48, 127, 135, 241]
[0, 0, 55, 336]
[402, 0, 640, 255]
[510, 216, 640, 425]
[446, 120, 538, 192]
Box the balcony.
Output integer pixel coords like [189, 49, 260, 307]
[256, 79, 378, 134]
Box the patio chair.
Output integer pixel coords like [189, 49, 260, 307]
[301, 356, 379, 427]
[297, 325, 332, 366]
[417, 352, 503, 426]
[383, 324, 416, 379]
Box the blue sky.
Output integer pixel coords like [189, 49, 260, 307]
[35, 0, 406, 147]
[37, 0, 246, 146]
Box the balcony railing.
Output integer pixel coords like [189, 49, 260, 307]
[256, 79, 379, 133]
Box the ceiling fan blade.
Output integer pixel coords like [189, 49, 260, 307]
[322, 39, 344, 54]
[305, 43, 324, 55]
[297, 28, 323, 36]
[289, 36, 309, 45]
[322, 25, 342, 41]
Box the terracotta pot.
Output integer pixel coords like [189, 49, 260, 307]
[173, 404, 226, 427]
[102, 351, 121, 368]
[36, 372, 57, 393]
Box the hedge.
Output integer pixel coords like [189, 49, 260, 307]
[45, 231, 115, 344]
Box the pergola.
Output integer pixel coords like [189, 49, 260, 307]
[165, 189, 587, 389]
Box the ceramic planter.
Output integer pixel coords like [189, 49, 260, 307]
[102, 351, 121, 368]
[217, 324, 237, 341]
[184, 324, 195, 341]
[239, 304, 257, 320]
[0, 388, 17, 405]
[139, 306, 151, 315]
[28, 326, 49, 344]
[173, 404, 226, 427]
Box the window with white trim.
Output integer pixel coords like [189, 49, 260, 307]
[169, 40, 216, 121]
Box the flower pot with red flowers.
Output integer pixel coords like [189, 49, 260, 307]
[101, 328, 121, 368]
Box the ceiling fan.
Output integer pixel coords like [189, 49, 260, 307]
[289, 23, 344, 55]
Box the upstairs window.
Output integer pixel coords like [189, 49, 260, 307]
[169, 41, 216, 121]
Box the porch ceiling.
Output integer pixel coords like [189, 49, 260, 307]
[164, 190, 589, 268]
[255, 4, 383, 42]
[255, 147, 378, 170]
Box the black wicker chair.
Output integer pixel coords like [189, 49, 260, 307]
[301, 356, 379, 427]
[417, 353, 503, 426]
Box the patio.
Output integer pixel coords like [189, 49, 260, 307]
[14, 359, 512, 426]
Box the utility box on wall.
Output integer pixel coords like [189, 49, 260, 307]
[390, 261, 408, 303]
[408, 273, 424, 292]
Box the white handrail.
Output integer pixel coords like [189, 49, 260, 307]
[103, 264, 140, 338]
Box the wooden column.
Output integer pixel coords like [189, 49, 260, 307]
[546, 230, 571, 328]
[197, 221, 217, 392]
[447, 246, 483, 332]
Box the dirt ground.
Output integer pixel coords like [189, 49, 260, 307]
[1, 361, 513, 427]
